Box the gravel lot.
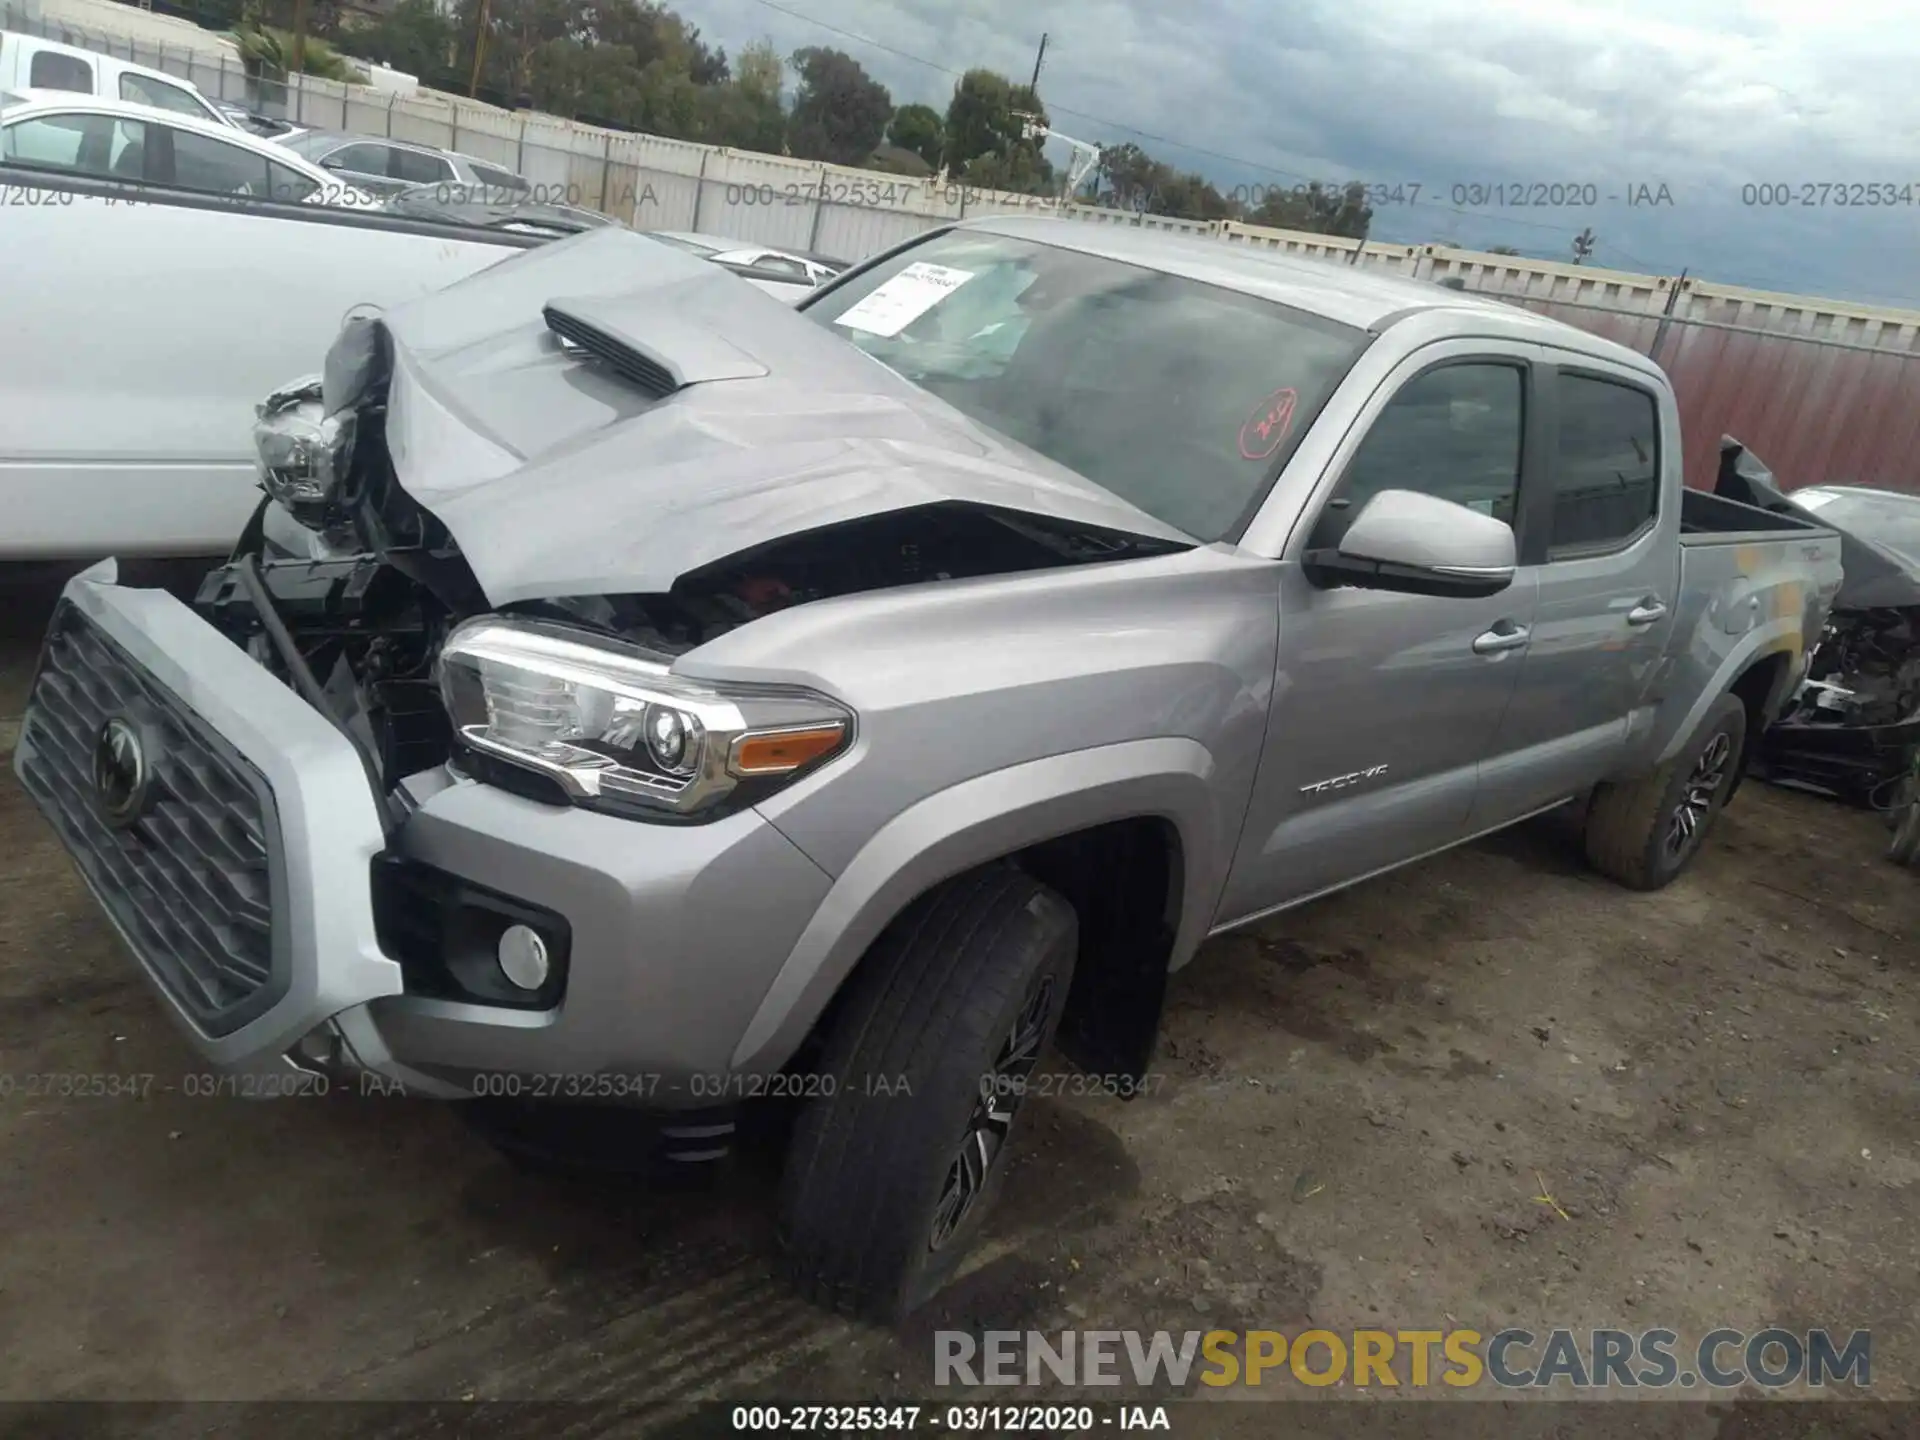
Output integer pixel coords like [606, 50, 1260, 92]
[1, 575, 1915, 1438]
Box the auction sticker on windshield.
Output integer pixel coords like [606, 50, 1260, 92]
[833, 262, 975, 337]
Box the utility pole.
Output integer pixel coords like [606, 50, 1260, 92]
[289, 0, 307, 74]
[1028, 33, 1048, 95]
[468, 0, 491, 98]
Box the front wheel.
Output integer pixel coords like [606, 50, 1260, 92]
[1585, 693, 1747, 891]
[777, 864, 1078, 1321]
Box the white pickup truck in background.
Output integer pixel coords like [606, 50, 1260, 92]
[0, 29, 230, 127]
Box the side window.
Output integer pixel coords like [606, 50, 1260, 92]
[2, 113, 137, 178]
[322, 142, 393, 176]
[391, 146, 453, 183]
[166, 128, 271, 195]
[120, 74, 208, 119]
[29, 51, 94, 92]
[1550, 375, 1660, 554]
[1310, 362, 1525, 550]
[754, 255, 809, 278]
[266, 159, 320, 204]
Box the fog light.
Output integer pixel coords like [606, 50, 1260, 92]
[497, 924, 551, 991]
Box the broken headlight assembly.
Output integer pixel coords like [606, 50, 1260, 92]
[252, 375, 355, 528]
[436, 617, 852, 820]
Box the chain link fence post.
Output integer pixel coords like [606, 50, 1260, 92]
[807, 164, 827, 251]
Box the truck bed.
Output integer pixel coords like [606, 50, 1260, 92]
[1678, 487, 1832, 544]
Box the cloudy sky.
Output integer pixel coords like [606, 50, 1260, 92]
[682, 0, 1920, 308]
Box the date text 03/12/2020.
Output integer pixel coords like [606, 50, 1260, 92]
[728, 1405, 1174, 1432]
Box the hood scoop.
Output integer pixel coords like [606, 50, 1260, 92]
[542, 297, 768, 398]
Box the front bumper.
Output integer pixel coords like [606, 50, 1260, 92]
[14, 564, 834, 1103]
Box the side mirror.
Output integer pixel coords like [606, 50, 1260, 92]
[320, 154, 346, 171]
[1305, 489, 1516, 597]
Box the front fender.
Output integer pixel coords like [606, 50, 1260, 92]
[729, 737, 1223, 1074]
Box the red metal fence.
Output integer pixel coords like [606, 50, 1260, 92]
[1471, 292, 1920, 496]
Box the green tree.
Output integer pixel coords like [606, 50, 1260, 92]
[786, 47, 891, 166]
[1247, 180, 1372, 240]
[942, 68, 1043, 171]
[886, 102, 943, 169]
[333, 0, 457, 84]
[229, 16, 362, 82]
[1092, 143, 1232, 219]
[691, 39, 785, 150]
[959, 145, 1055, 195]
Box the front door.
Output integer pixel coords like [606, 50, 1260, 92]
[1214, 346, 1543, 924]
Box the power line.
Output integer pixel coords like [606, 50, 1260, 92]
[732, 0, 1644, 241]
[728, 0, 1920, 305]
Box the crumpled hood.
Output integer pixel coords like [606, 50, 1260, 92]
[354, 226, 1192, 605]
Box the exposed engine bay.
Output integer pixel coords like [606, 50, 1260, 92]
[196, 349, 1180, 798]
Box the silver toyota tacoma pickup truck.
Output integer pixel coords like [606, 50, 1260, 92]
[15, 216, 1843, 1319]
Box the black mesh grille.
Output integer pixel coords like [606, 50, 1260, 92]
[16, 603, 285, 1036]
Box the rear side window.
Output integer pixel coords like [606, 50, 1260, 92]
[1550, 375, 1660, 553]
[29, 51, 93, 92]
[391, 146, 452, 183]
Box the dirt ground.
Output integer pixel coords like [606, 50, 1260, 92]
[1, 577, 1916, 1439]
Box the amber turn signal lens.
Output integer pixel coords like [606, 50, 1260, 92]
[728, 724, 847, 777]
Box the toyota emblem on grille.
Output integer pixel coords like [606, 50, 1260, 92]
[93, 717, 154, 829]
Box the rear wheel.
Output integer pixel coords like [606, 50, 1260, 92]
[777, 864, 1078, 1321]
[1585, 693, 1747, 891]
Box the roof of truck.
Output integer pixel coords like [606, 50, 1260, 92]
[959, 215, 1655, 367]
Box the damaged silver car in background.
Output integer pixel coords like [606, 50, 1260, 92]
[1722, 438, 1920, 810]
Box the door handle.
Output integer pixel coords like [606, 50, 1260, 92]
[1626, 598, 1669, 627]
[1472, 622, 1531, 655]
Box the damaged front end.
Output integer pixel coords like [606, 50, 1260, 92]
[193, 229, 1189, 818]
[1717, 437, 1920, 806]
[1764, 606, 1920, 806]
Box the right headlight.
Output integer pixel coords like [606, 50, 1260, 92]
[436, 617, 853, 820]
[252, 375, 354, 526]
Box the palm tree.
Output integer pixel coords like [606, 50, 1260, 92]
[229, 4, 362, 97]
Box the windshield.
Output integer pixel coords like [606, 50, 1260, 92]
[1794, 487, 1920, 569]
[803, 230, 1367, 541]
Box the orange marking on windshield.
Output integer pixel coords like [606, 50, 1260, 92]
[1240, 388, 1299, 461]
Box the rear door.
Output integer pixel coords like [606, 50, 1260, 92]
[1214, 341, 1545, 923]
[1470, 353, 1680, 825]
